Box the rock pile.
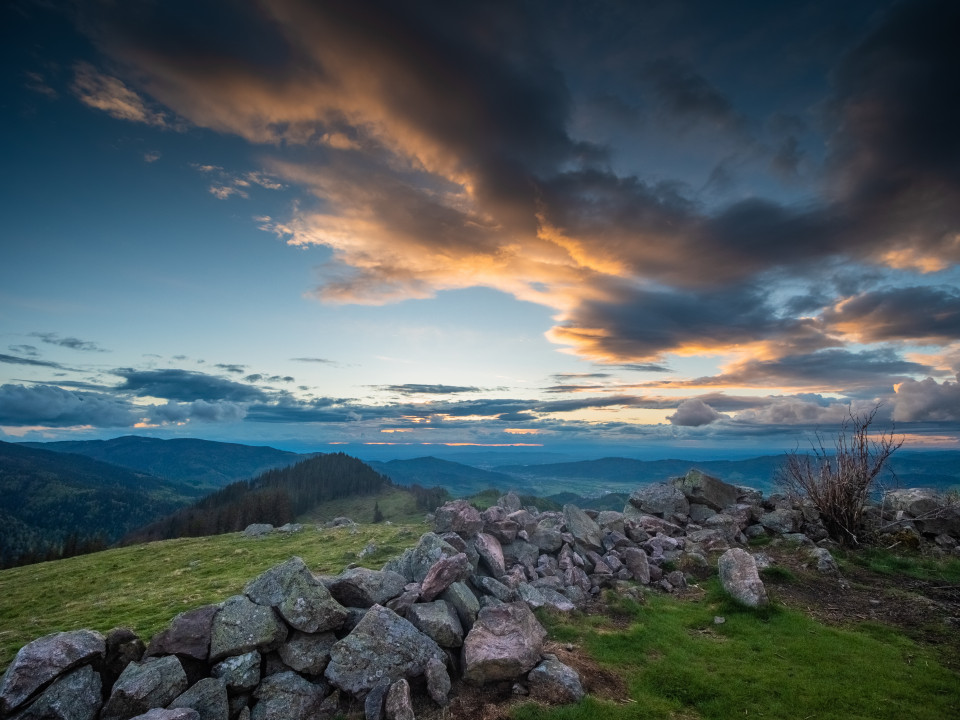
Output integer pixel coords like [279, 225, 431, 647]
[2, 471, 957, 720]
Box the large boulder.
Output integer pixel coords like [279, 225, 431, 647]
[0, 629, 105, 716]
[168, 677, 229, 720]
[439, 582, 480, 631]
[384, 533, 459, 583]
[622, 547, 650, 584]
[7, 665, 101, 720]
[884, 488, 944, 518]
[759, 509, 798, 535]
[474, 534, 506, 577]
[101, 656, 189, 720]
[420, 553, 471, 601]
[328, 567, 407, 608]
[146, 606, 218, 660]
[210, 596, 288, 661]
[527, 656, 584, 704]
[211, 652, 260, 693]
[385, 679, 414, 720]
[277, 631, 338, 677]
[251, 672, 331, 720]
[406, 601, 465, 648]
[628, 485, 690, 519]
[433, 500, 484, 537]
[717, 549, 769, 608]
[462, 602, 547, 685]
[245, 557, 348, 632]
[562, 505, 603, 552]
[672, 469, 739, 511]
[324, 605, 445, 696]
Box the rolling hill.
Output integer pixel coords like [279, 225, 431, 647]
[368, 456, 521, 496]
[0, 441, 199, 567]
[20, 435, 307, 492]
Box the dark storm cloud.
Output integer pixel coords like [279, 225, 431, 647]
[30, 332, 107, 352]
[113, 368, 270, 402]
[150, 400, 247, 423]
[822, 286, 960, 343]
[0, 384, 138, 427]
[381, 384, 481, 395]
[641, 57, 747, 137]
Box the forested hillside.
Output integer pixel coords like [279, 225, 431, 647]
[125, 453, 391, 542]
[0, 441, 196, 567]
[21, 436, 306, 492]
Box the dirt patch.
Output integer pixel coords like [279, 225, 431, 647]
[760, 546, 960, 669]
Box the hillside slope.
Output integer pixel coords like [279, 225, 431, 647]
[20, 435, 307, 492]
[0, 441, 196, 566]
[369, 456, 520, 496]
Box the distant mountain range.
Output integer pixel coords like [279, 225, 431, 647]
[20, 435, 307, 492]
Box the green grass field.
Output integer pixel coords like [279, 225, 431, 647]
[0, 520, 426, 670]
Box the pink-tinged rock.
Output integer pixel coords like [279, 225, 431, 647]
[718, 548, 769, 607]
[420, 553, 470, 602]
[462, 602, 547, 685]
[474, 533, 506, 578]
[434, 500, 483, 537]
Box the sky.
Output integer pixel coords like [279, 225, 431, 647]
[2, 0, 960, 458]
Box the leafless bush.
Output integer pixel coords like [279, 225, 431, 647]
[776, 405, 903, 547]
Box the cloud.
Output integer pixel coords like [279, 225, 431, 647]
[143, 151, 161, 163]
[71, 62, 167, 126]
[30, 332, 108, 352]
[641, 57, 747, 137]
[0, 384, 138, 427]
[893, 376, 960, 422]
[0, 353, 68, 369]
[381, 384, 481, 395]
[150, 400, 247, 424]
[823, 286, 960, 344]
[215, 363, 246, 374]
[291, 357, 337, 364]
[113, 368, 269, 402]
[7, 345, 39, 357]
[667, 399, 725, 427]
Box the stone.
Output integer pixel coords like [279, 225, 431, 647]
[7, 665, 101, 720]
[439, 582, 480, 631]
[210, 595, 288, 661]
[424, 657, 451, 706]
[628, 484, 690, 519]
[433, 500, 484, 537]
[474, 533, 506, 577]
[562, 504, 603, 552]
[486, 520, 520, 544]
[672, 469, 739, 511]
[211, 651, 260, 692]
[809, 547, 840, 575]
[529, 525, 564, 553]
[516, 582, 548, 609]
[419, 553, 470, 601]
[364, 679, 390, 720]
[0, 629, 105, 716]
[386, 584, 422, 616]
[407, 601, 464, 648]
[324, 605, 445, 696]
[884, 488, 944, 518]
[688, 503, 716, 524]
[101, 656, 189, 720]
[251, 672, 329, 720]
[103, 628, 145, 686]
[507, 509, 538, 536]
[385, 679, 414, 720]
[538, 587, 576, 612]
[527, 657, 584, 704]
[760, 509, 798, 535]
[245, 556, 349, 632]
[717, 548, 769, 608]
[384, 533, 459, 583]
[472, 575, 516, 602]
[498, 492, 523, 513]
[168, 677, 229, 720]
[243, 524, 273, 537]
[622, 547, 650, 584]
[129, 712, 199, 720]
[501, 540, 539, 571]
[277, 631, 338, 676]
[328, 567, 408, 608]
[146, 605, 217, 660]
[462, 602, 547, 685]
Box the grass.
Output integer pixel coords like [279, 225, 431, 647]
[0, 521, 426, 670]
[841, 547, 960, 583]
[297, 486, 427, 525]
[519, 580, 960, 720]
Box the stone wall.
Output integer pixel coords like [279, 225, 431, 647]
[1, 472, 957, 720]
